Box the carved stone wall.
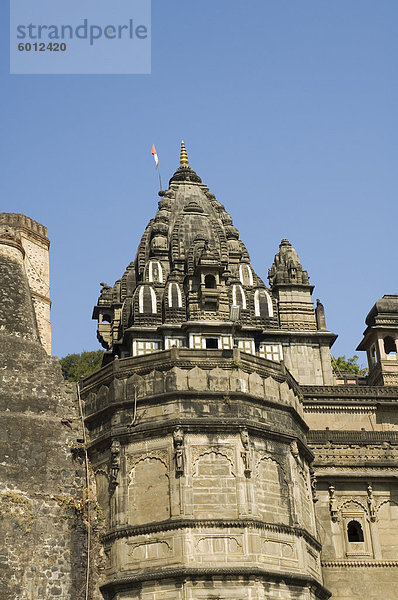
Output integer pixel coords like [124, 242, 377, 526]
[303, 385, 398, 600]
[82, 351, 328, 600]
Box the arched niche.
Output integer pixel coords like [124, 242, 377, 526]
[255, 456, 290, 525]
[254, 289, 273, 318]
[192, 451, 237, 519]
[128, 457, 170, 525]
[239, 263, 253, 286]
[167, 282, 182, 308]
[232, 284, 246, 309]
[138, 285, 157, 313]
[146, 260, 163, 283]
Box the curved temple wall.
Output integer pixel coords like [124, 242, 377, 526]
[81, 348, 330, 600]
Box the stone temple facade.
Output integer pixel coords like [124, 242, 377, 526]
[1, 143, 398, 600]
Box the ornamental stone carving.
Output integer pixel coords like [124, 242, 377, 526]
[173, 426, 185, 475]
[309, 467, 318, 503]
[240, 428, 252, 476]
[328, 484, 338, 522]
[367, 484, 376, 522]
[110, 440, 121, 491]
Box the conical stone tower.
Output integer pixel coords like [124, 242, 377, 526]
[84, 144, 330, 600]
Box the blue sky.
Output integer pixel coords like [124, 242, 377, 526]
[0, 1, 397, 366]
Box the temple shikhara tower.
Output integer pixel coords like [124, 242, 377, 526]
[85, 142, 330, 599]
[1, 144, 398, 600]
[81, 143, 398, 600]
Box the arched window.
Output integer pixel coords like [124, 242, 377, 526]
[204, 274, 216, 289]
[101, 314, 112, 323]
[148, 260, 163, 283]
[239, 264, 253, 286]
[384, 336, 397, 355]
[139, 286, 157, 313]
[347, 520, 364, 542]
[254, 289, 273, 318]
[232, 284, 246, 309]
[168, 283, 182, 308]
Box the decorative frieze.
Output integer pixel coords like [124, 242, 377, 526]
[322, 560, 398, 568]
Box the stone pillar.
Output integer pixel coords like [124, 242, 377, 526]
[269, 239, 337, 385]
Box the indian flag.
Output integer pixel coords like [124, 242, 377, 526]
[151, 144, 159, 167]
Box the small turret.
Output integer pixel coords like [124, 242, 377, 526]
[268, 238, 310, 287]
[268, 238, 336, 385]
[357, 295, 398, 385]
[268, 238, 315, 331]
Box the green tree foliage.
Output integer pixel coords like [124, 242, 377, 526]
[60, 350, 103, 381]
[331, 354, 367, 376]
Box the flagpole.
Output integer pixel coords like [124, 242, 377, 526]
[157, 166, 162, 191]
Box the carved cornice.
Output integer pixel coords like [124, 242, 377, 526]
[308, 430, 398, 444]
[321, 560, 398, 568]
[305, 405, 376, 413]
[315, 467, 398, 475]
[100, 566, 331, 600]
[302, 385, 398, 402]
[101, 517, 322, 551]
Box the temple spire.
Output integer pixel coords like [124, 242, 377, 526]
[180, 140, 189, 166]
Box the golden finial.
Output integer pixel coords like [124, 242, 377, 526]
[180, 140, 189, 166]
